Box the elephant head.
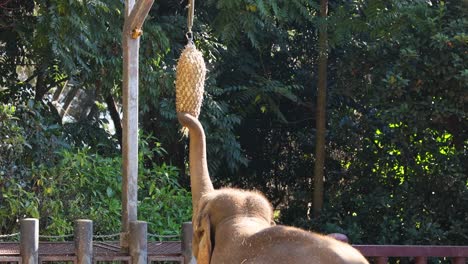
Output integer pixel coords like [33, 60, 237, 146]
[177, 112, 369, 264]
[192, 189, 277, 263]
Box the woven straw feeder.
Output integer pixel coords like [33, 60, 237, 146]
[175, 43, 206, 118]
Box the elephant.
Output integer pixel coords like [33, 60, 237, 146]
[177, 112, 369, 264]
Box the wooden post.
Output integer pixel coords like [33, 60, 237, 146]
[129, 221, 147, 264]
[182, 222, 194, 264]
[121, 0, 154, 250]
[452, 257, 466, 264]
[414, 257, 427, 264]
[374, 256, 388, 264]
[20, 218, 38, 264]
[75, 219, 93, 264]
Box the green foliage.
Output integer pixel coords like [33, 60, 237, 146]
[0, 100, 69, 234]
[1, 0, 467, 249]
[282, 0, 468, 246]
[0, 135, 191, 238]
[139, 162, 192, 237]
[138, 135, 192, 237]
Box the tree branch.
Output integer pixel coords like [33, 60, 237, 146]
[106, 94, 123, 147]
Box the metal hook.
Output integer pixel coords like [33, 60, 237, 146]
[186, 31, 193, 44]
[186, 0, 195, 44]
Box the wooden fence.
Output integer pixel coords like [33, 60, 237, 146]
[0, 219, 192, 264]
[355, 245, 468, 264]
[2, 218, 468, 264]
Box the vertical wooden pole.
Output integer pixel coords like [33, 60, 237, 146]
[121, 0, 154, 250]
[75, 219, 93, 264]
[121, 0, 139, 250]
[129, 221, 147, 264]
[182, 222, 194, 264]
[312, 0, 329, 218]
[414, 257, 427, 264]
[452, 257, 466, 264]
[374, 256, 388, 264]
[20, 218, 38, 264]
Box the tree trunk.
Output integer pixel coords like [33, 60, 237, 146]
[85, 81, 102, 121]
[52, 81, 66, 102]
[312, 0, 328, 219]
[106, 94, 123, 147]
[34, 68, 47, 101]
[61, 85, 80, 118]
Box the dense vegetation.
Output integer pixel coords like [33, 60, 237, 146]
[1, 0, 466, 249]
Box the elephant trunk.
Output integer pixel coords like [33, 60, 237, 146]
[177, 113, 214, 212]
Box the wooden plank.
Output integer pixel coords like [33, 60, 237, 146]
[93, 256, 131, 263]
[4, 242, 468, 259]
[354, 245, 468, 257]
[148, 255, 183, 262]
[1, 241, 182, 260]
[39, 256, 76, 263]
[0, 256, 22, 263]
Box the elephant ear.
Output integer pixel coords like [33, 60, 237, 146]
[193, 212, 213, 264]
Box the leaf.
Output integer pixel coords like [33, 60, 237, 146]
[106, 187, 114, 198]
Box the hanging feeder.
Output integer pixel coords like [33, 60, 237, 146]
[175, 0, 206, 119]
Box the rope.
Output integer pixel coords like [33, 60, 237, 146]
[0, 232, 19, 238]
[39, 234, 74, 239]
[148, 233, 180, 239]
[93, 233, 121, 239]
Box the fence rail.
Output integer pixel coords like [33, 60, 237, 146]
[355, 245, 468, 264]
[0, 218, 192, 264]
[2, 219, 468, 264]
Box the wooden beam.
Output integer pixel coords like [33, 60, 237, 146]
[121, 24, 139, 251]
[125, 0, 154, 38]
[121, 0, 154, 250]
